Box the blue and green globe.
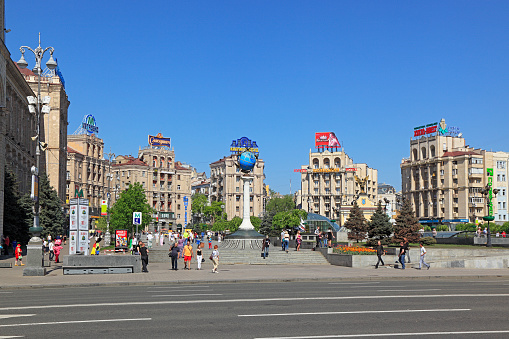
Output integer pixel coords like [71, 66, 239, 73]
[239, 151, 256, 172]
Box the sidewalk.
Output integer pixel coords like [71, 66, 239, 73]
[2, 253, 509, 290]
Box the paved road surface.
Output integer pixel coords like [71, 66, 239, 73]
[2, 278, 509, 338]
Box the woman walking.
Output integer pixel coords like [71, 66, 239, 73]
[169, 243, 179, 270]
[14, 244, 24, 266]
[196, 243, 203, 270]
[211, 245, 219, 273]
[296, 231, 302, 251]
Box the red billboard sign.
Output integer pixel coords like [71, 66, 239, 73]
[315, 132, 341, 148]
[115, 229, 128, 250]
[413, 123, 438, 137]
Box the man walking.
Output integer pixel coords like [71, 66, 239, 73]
[262, 235, 270, 259]
[403, 237, 411, 263]
[398, 241, 406, 269]
[314, 227, 321, 249]
[418, 242, 430, 270]
[139, 241, 149, 273]
[375, 240, 385, 269]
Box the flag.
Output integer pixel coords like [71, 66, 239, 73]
[299, 218, 306, 232]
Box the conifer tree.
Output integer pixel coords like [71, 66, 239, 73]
[367, 201, 393, 244]
[3, 169, 30, 244]
[38, 173, 67, 238]
[393, 198, 420, 243]
[343, 201, 367, 242]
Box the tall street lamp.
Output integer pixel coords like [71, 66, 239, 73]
[105, 150, 115, 246]
[17, 33, 57, 276]
[481, 184, 500, 247]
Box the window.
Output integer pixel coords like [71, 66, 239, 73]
[250, 196, 253, 202]
[250, 207, 253, 212]
[440, 169, 444, 176]
[236, 187, 239, 192]
[177, 214, 181, 219]
[177, 175, 181, 180]
[452, 169, 458, 175]
[471, 158, 483, 165]
[177, 185, 181, 190]
[236, 168, 240, 173]
[236, 206, 239, 212]
[249, 187, 253, 193]
[314, 188, 319, 194]
[314, 180, 319, 187]
[142, 171, 145, 177]
[236, 176, 240, 182]
[177, 204, 181, 210]
[453, 178, 458, 184]
[452, 161, 457, 165]
[236, 195, 240, 201]
[497, 161, 506, 169]
[122, 171, 125, 177]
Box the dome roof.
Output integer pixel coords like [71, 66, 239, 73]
[306, 212, 343, 232]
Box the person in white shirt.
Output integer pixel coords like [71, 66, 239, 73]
[48, 240, 54, 261]
[418, 242, 430, 270]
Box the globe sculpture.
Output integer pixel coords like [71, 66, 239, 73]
[238, 151, 256, 172]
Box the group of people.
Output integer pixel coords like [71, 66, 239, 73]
[43, 235, 64, 263]
[314, 227, 336, 248]
[168, 238, 219, 273]
[375, 237, 430, 270]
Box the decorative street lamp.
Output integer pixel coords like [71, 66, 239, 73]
[481, 184, 500, 247]
[105, 150, 115, 246]
[17, 33, 57, 276]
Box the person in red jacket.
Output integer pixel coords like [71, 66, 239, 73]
[15, 244, 24, 266]
[53, 243, 63, 263]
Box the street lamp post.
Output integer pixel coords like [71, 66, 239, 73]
[17, 33, 57, 276]
[105, 150, 115, 246]
[481, 184, 500, 247]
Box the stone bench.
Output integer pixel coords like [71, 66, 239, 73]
[63, 265, 134, 275]
[0, 262, 12, 268]
[63, 254, 142, 274]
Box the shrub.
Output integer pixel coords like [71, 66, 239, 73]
[424, 226, 432, 231]
[333, 245, 376, 255]
[366, 238, 391, 246]
[420, 237, 436, 245]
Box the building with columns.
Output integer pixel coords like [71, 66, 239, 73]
[295, 149, 378, 226]
[401, 119, 509, 226]
[209, 155, 265, 220]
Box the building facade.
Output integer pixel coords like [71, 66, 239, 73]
[401, 131, 509, 225]
[296, 149, 378, 226]
[209, 155, 265, 220]
[112, 145, 192, 230]
[18, 62, 69, 203]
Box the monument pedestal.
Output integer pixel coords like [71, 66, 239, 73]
[23, 239, 46, 276]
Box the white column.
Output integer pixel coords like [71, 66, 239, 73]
[238, 175, 254, 230]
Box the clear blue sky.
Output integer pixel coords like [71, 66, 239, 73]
[6, 1, 509, 194]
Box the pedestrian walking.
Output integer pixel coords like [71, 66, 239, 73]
[374, 240, 385, 269]
[14, 244, 24, 266]
[432, 228, 437, 238]
[211, 245, 219, 273]
[147, 232, 154, 248]
[178, 237, 184, 258]
[327, 229, 335, 248]
[398, 241, 406, 269]
[207, 236, 212, 250]
[262, 235, 270, 259]
[284, 230, 290, 253]
[418, 242, 430, 270]
[296, 231, 302, 251]
[54, 242, 63, 263]
[314, 227, 321, 249]
[169, 243, 179, 270]
[403, 237, 411, 263]
[183, 242, 193, 270]
[48, 240, 54, 261]
[281, 230, 286, 251]
[196, 244, 203, 270]
[139, 241, 149, 273]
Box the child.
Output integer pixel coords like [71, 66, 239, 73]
[15, 244, 24, 266]
[53, 242, 63, 263]
[208, 236, 212, 249]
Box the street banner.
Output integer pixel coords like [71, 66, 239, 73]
[79, 205, 89, 230]
[69, 230, 77, 254]
[78, 231, 88, 254]
[101, 200, 107, 216]
[315, 132, 341, 148]
[70, 205, 78, 231]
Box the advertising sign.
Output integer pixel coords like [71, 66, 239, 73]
[115, 229, 128, 250]
[31, 174, 39, 201]
[78, 231, 88, 254]
[82, 114, 99, 134]
[70, 205, 78, 231]
[294, 167, 357, 173]
[79, 205, 89, 231]
[133, 212, 142, 225]
[230, 137, 259, 155]
[69, 230, 77, 255]
[101, 200, 107, 216]
[315, 132, 341, 149]
[413, 122, 438, 137]
[148, 133, 171, 147]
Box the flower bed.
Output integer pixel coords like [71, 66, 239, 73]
[333, 245, 376, 255]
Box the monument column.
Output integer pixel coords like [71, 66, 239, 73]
[239, 175, 254, 230]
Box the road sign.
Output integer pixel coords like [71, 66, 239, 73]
[183, 196, 188, 206]
[133, 212, 142, 225]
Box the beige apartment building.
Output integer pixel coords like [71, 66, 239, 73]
[296, 149, 379, 225]
[209, 155, 265, 220]
[112, 145, 192, 230]
[401, 133, 509, 225]
[66, 134, 108, 219]
[18, 65, 69, 204]
[0, 10, 39, 236]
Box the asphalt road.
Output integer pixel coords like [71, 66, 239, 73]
[2, 278, 509, 338]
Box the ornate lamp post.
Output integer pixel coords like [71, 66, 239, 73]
[105, 151, 115, 246]
[481, 184, 500, 247]
[17, 33, 57, 276]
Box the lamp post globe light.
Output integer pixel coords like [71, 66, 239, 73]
[481, 184, 500, 248]
[17, 33, 57, 276]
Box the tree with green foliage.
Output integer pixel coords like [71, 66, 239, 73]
[250, 216, 261, 231]
[259, 209, 277, 236]
[393, 198, 420, 243]
[343, 201, 367, 242]
[205, 200, 225, 224]
[266, 195, 295, 214]
[272, 209, 307, 234]
[94, 216, 108, 232]
[108, 183, 154, 233]
[228, 216, 243, 232]
[3, 169, 30, 245]
[367, 201, 393, 244]
[36, 174, 66, 238]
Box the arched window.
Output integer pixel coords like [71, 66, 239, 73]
[430, 145, 436, 158]
[413, 149, 418, 161]
[421, 147, 427, 159]
[324, 159, 330, 169]
[334, 157, 341, 168]
[313, 158, 319, 169]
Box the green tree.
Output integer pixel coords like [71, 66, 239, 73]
[3, 169, 30, 245]
[367, 201, 393, 244]
[266, 195, 295, 214]
[35, 174, 66, 238]
[228, 216, 243, 232]
[259, 209, 277, 236]
[343, 201, 367, 242]
[94, 216, 108, 232]
[205, 201, 225, 224]
[250, 216, 261, 231]
[393, 198, 420, 243]
[108, 183, 154, 233]
[272, 209, 307, 234]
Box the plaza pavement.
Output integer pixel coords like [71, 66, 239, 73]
[2, 245, 509, 290]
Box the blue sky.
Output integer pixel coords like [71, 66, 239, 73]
[6, 1, 509, 193]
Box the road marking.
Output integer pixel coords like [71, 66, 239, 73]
[0, 292, 13, 294]
[239, 308, 470, 317]
[1, 294, 508, 311]
[148, 286, 210, 289]
[0, 318, 151, 328]
[147, 289, 211, 293]
[328, 282, 380, 285]
[151, 294, 222, 297]
[377, 289, 441, 292]
[0, 336, 23, 338]
[0, 314, 35, 320]
[254, 330, 509, 338]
